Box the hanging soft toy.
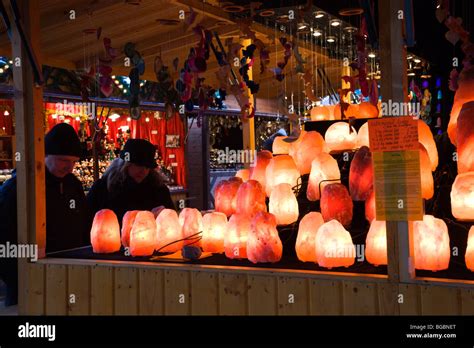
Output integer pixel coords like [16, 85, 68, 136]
[124, 42, 145, 119]
[98, 38, 118, 97]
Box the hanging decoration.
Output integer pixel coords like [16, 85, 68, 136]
[98, 38, 119, 97]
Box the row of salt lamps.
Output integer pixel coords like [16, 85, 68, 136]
[215, 177, 299, 226]
[310, 102, 380, 121]
[295, 213, 473, 272]
[91, 207, 204, 256]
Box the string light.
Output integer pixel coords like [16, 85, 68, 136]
[145, 117, 150, 122]
[127, 117, 131, 122]
[3, 110, 9, 116]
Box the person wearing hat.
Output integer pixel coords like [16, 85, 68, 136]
[0, 123, 91, 307]
[87, 138, 175, 223]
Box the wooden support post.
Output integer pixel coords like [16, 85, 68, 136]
[8, 0, 46, 313]
[378, 0, 415, 283]
[240, 38, 255, 165]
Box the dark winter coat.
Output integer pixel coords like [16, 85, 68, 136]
[87, 173, 175, 224]
[0, 169, 91, 306]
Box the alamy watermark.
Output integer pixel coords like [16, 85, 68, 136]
[217, 147, 257, 165]
[0, 242, 38, 262]
[325, 243, 365, 262]
[55, 100, 96, 120]
[380, 100, 420, 117]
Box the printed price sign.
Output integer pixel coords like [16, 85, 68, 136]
[369, 117, 423, 221]
[368, 117, 418, 152]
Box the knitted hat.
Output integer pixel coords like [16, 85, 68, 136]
[45, 123, 81, 157]
[120, 139, 157, 168]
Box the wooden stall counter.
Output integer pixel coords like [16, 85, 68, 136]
[22, 255, 474, 316]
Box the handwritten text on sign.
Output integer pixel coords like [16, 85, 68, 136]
[368, 117, 418, 152]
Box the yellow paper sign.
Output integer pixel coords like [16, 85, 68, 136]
[373, 151, 423, 221]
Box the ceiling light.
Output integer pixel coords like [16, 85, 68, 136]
[314, 11, 325, 18]
[368, 52, 376, 58]
[414, 58, 421, 63]
[407, 71, 415, 76]
[298, 22, 308, 30]
[330, 19, 342, 27]
[326, 36, 336, 43]
[313, 30, 322, 37]
[109, 113, 120, 122]
[407, 55, 413, 60]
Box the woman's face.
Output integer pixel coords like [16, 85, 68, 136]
[127, 163, 150, 183]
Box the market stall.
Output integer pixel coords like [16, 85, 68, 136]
[3, 0, 474, 317]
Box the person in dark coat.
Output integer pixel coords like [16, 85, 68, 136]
[0, 123, 91, 306]
[87, 139, 175, 223]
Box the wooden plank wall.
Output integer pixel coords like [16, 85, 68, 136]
[23, 262, 474, 315]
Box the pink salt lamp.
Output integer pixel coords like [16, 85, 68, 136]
[356, 122, 370, 148]
[324, 122, 357, 152]
[247, 212, 282, 264]
[201, 212, 227, 253]
[365, 220, 387, 266]
[307, 152, 341, 201]
[156, 209, 183, 252]
[315, 219, 355, 269]
[345, 103, 359, 118]
[179, 208, 203, 246]
[91, 209, 121, 253]
[418, 119, 438, 171]
[413, 215, 450, 271]
[269, 183, 299, 225]
[466, 226, 474, 271]
[451, 172, 474, 220]
[289, 131, 327, 175]
[457, 101, 474, 173]
[235, 179, 267, 218]
[321, 183, 353, 227]
[249, 150, 273, 192]
[419, 143, 434, 200]
[121, 210, 140, 248]
[295, 212, 324, 262]
[129, 211, 157, 256]
[358, 102, 379, 118]
[310, 105, 330, 121]
[224, 214, 251, 259]
[214, 177, 242, 217]
[365, 190, 376, 222]
[235, 169, 250, 182]
[448, 66, 474, 145]
[272, 136, 291, 155]
[349, 146, 373, 201]
[265, 155, 300, 196]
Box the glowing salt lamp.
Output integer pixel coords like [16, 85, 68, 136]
[235, 169, 250, 182]
[315, 219, 355, 269]
[419, 143, 434, 200]
[91, 209, 121, 253]
[247, 212, 282, 263]
[265, 155, 300, 196]
[289, 131, 327, 175]
[365, 220, 387, 266]
[345, 103, 359, 118]
[269, 183, 299, 225]
[365, 190, 376, 222]
[466, 226, 474, 271]
[413, 215, 450, 271]
[457, 101, 474, 173]
[121, 210, 140, 248]
[358, 102, 379, 118]
[327, 105, 337, 120]
[295, 212, 324, 262]
[349, 146, 374, 201]
[272, 136, 291, 155]
[333, 104, 342, 119]
[321, 183, 353, 226]
[451, 172, 474, 220]
[225, 214, 251, 259]
[201, 212, 227, 253]
[310, 105, 330, 121]
[129, 211, 157, 256]
[179, 208, 203, 246]
[417, 120, 438, 171]
[250, 150, 273, 192]
[448, 67, 474, 145]
[324, 122, 357, 152]
[307, 152, 341, 201]
[156, 209, 183, 252]
[356, 122, 370, 148]
[214, 177, 242, 217]
[235, 179, 267, 217]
